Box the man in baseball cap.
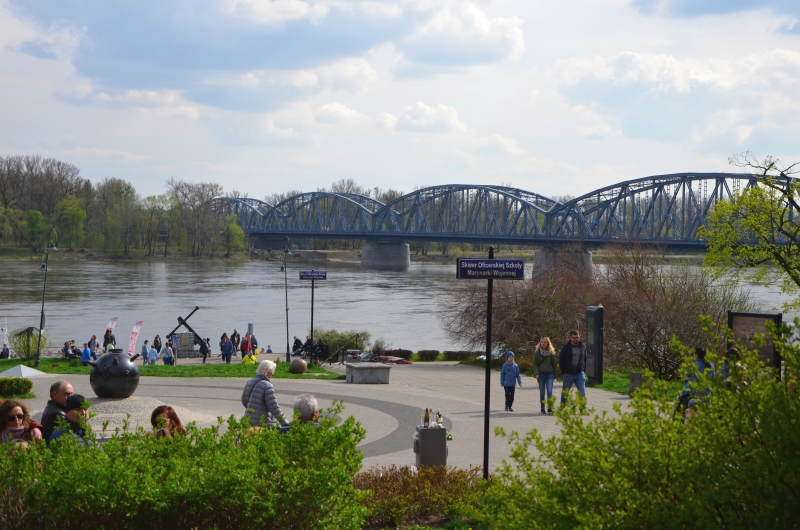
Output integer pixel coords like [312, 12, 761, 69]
[49, 394, 91, 444]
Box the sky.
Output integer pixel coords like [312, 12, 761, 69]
[1, 0, 799, 201]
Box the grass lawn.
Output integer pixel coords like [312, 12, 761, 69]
[0, 358, 344, 380]
[0, 393, 35, 399]
[587, 369, 683, 398]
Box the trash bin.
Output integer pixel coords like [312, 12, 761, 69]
[346, 349, 362, 363]
[414, 426, 447, 467]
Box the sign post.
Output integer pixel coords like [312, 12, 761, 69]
[300, 270, 327, 361]
[586, 306, 603, 384]
[728, 311, 782, 378]
[457, 252, 524, 479]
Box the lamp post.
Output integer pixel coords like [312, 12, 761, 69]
[279, 237, 291, 363]
[35, 238, 58, 368]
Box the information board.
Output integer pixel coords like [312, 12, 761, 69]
[299, 271, 327, 280]
[456, 259, 525, 280]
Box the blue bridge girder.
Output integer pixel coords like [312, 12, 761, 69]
[212, 173, 763, 249]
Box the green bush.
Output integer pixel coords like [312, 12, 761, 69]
[417, 350, 440, 361]
[371, 337, 390, 354]
[314, 328, 371, 359]
[8, 327, 48, 361]
[0, 402, 368, 529]
[0, 377, 33, 396]
[468, 317, 800, 529]
[354, 465, 483, 527]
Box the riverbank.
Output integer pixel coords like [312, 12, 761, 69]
[0, 245, 705, 265]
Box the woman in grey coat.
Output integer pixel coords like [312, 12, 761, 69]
[241, 360, 289, 427]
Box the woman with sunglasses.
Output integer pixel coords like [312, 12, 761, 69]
[0, 400, 43, 445]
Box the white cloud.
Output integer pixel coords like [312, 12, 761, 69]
[397, 101, 467, 132]
[377, 111, 399, 130]
[477, 134, 526, 155]
[410, 2, 525, 61]
[210, 57, 374, 93]
[61, 147, 153, 163]
[554, 49, 800, 93]
[359, 1, 402, 18]
[226, 0, 329, 24]
[315, 102, 368, 123]
[263, 102, 314, 137]
[93, 89, 201, 120]
[316, 58, 377, 92]
[569, 104, 621, 139]
[10, 24, 85, 60]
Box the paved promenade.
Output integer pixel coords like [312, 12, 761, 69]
[23, 360, 629, 471]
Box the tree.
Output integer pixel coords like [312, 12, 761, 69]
[53, 194, 86, 248]
[222, 214, 246, 257]
[439, 243, 755, 378]
[700, 152, 800, 309]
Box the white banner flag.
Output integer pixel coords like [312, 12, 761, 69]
[127, 321, 143, 356]
[105, 317, 119, 332]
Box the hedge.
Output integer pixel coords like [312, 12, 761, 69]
[384, 349, 413, 360]
[0, 402, 368, 529]
[353, 465, 483, 527]
[417, 350, 440, 361]
[442, 351, 481, 361]
[0, 377, 33, 396]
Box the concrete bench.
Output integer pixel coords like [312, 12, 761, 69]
[346, 363, 391, 384]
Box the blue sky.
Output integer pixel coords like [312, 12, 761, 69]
[1, 0, 799, 198]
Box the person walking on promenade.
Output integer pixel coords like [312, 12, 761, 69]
[533, 337, 558, 414]
[141, 340, 150, 366]
[200, 337, 210, 364]
[218, 333, 228, 360]
[221, 336, 234, 364]
[148, 342, 159, 365]
[231, 329, 241, 358]
[87, 335, 98, 361]
[160, 340, 174, 366]
[241, 360, 289, 428]
[241, 334, 252, 357]
[103, 329, 116, 351]
[500, 352, 523, 412]
[153, 334, 162, 352]
[81, 343, 92, 366]
[559, 330, 587, 407]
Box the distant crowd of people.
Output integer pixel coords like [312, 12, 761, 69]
[1, 364, 321, 447]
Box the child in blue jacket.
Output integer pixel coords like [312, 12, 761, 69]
[500, 351, 523, 411]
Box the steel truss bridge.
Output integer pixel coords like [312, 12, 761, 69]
[212, 172, 760, 250]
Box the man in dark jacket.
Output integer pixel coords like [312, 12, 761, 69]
[41, 380, 74, 443]
[558, 330, 587, 406]
[50, 394, 90, 444]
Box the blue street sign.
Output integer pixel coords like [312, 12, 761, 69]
[299, 271, 327, 280]
[456, 258, 524, 280]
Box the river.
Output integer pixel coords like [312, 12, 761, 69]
[0, 260, 460, 353]
[0, 260, 795, 353]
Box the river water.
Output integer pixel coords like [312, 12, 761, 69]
[0, 260, 460, 353]
[0, 260, 794, 353]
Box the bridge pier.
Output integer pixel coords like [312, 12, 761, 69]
[533, 249, 593, 277]
[361, 242, 410, 271]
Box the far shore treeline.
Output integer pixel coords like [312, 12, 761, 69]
[0, 154, 407, 258]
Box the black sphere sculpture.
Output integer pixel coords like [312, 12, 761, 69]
[89, 350, 140, 398]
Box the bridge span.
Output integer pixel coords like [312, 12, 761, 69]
[213, 172, 758, 251]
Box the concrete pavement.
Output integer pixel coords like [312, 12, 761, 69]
[21, 360, 630, 472]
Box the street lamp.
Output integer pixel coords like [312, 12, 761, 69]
[279, 237, 291, 363]
[35, 237, 58, 368]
